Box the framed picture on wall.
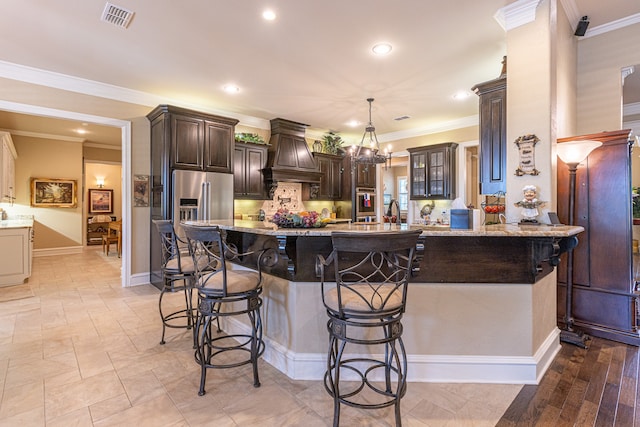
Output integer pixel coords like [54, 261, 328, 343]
[88, 188, 113, 214]
[30, 178, 77, 208]
[133, 174, 149, 207]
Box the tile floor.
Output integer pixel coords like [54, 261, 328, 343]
[0, 247, 522, 426]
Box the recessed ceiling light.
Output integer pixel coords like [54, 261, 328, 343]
[223, 84, 240, 94]
[453, 90, 471, 100]
[76, 128, 88, 135]
[262, 9, 276, 21]
[372, 43, 392, 55]
[346, 120, 360, 127]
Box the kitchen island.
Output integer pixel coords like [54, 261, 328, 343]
[181, 219, 583, 384]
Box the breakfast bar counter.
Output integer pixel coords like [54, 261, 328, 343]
[182, 219, 583, 283]
[180, 219, 584, 384]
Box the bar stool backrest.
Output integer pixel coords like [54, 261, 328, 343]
[320, 230, 421, 319]
[153, 220, 189, 276]
[181, 225, 231, 296]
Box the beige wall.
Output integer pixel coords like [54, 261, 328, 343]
[11, 135, 83, 249]
[85, 162, 122, 217]
[576, 23, 640, 135]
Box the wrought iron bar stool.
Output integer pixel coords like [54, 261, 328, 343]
[153, 220, 198, 345]
[182, 224, 276, 396]
[317, 230, 421, 427]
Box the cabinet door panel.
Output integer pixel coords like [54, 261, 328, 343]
[474, 78, 506, 195]
[203, 121, 233, 173]
[172, 115, 202, 169]
[245, 148, 265, 198]
[233, 146, 245, 195]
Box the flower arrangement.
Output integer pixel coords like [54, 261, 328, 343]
[270, 208, 327, 228]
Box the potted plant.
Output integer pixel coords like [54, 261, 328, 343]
[633, 187, 640, 224]
[321, 132, 345, 155]
[234, 133, 266, 144]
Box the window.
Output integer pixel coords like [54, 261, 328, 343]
[397, 176, 408, 211]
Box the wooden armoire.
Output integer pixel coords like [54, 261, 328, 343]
[557, 129, 639, 346]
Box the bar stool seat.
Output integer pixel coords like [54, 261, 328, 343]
[182, 224, 277, 396]
[317, 230, 421, 427]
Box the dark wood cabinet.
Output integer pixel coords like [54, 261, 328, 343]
[408, 143, 457, 200]
[170, 112, 236, 173]
[234, 142, 267, 199]
[307, 152, 344, 200]
[146, 105, 238, 289]
[354, 163, 376, 189]
[557, 129, 638, 346]
[472, 72, 506, 195]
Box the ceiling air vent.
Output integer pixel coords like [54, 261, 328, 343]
[394, 115, 411, 121]
[101, 2, 134, 29]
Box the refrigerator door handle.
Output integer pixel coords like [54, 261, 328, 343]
[199, 182, 206, 221]
[204, 181, 211, 220]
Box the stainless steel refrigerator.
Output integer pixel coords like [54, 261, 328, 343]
[172, 169, 234, 236]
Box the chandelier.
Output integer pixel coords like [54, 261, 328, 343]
[350, 98, 392, 167]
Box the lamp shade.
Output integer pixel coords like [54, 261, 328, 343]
[557, 140, 602, 164]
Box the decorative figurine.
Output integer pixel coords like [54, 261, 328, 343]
[514, 184, 546, 223]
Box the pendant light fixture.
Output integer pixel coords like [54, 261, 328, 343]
[350, 98, 392, 169]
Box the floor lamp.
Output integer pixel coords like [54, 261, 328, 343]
[556, 140, 602, 348]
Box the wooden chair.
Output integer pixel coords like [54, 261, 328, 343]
[101, 220, 120, 256]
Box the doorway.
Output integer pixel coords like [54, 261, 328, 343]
[0, 100, 131, 287]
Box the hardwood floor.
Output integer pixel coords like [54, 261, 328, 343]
[496, 336, 640, 426]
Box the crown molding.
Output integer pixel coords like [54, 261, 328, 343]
[494, 0, 542, 32]
[0, 60, 271, 130]
[0, 127, 86, 143]
[559, 0, 580, 33]
[83, 142, 122, 150]
[581, 13, 640, 39]
[624, 101, 640, 117]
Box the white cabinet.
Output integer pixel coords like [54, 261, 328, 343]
[0, 224, 32, 286]
[0, 132, 17, 202]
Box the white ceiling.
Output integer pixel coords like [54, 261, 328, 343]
[0, 0, 638, 148]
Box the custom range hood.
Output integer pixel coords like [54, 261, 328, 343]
[263, 118, 322, 197]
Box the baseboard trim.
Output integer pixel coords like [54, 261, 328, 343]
[33, 246, 83, 257]
[223, 318, 561, 385]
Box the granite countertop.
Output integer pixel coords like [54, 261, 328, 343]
[0, 219, 34, 229]
[181, 219, 584, 238]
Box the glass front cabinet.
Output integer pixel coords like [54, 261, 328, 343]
[408, 142, 457, 200]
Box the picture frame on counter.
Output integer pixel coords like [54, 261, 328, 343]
[133, 174, 149, 207]
[30, 177, 77, 208]
[88, 188, 113, 214]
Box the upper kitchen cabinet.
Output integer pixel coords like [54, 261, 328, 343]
[354, 162, 376, 189]
[0, 132, 17, 203]
[472, 59, 506, 195]
[408, 143, 457, 200]
[234, 142, 267, 199]
[304, 152, 344, 200]
[147, 105, 239, 174]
